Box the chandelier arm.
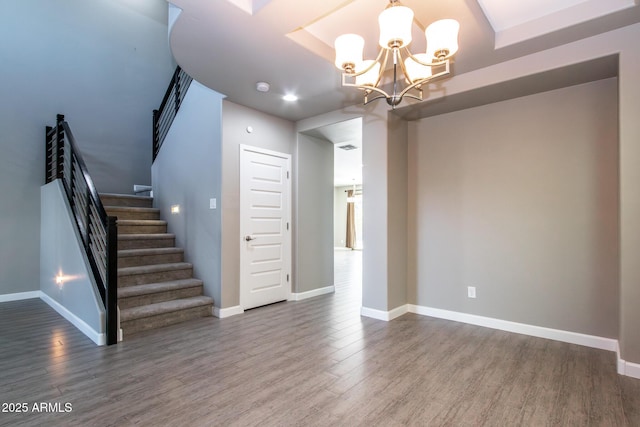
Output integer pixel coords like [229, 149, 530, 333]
[343, 83, 393, 101]
[427, 60, 451, 80]
[397, 61, 451, 99]
[401, 93, 423, 102]
[396, 48, 413, 85]
[398, 81, 423, 100]
[363, 93, 389, 105]
[373, 48, 390, 88]
[341, 47, 387, 80]
[402, 47, 449, 67]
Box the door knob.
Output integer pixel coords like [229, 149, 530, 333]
[245, 235, 256, 241]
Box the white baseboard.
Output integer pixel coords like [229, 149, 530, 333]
[213, 305, 244, 318]
[620, 360, 640, 379]
[0, 291, 41, 302]
[408, 305, 618, 352]
[39, 292, 105, 346]
[289, 285, 335, 301]
[616, 343, 640, 379]
[361, 304, 409, 321]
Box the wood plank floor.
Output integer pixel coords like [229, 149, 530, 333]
[1, 249, 639, 426]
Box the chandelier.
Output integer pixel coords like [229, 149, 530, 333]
[334, 0, 459, 108]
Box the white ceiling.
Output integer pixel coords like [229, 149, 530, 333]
[169, 0, 640, 185]
[302, 118, 363, 187]
[167, 0, 640, 121]
[167, 0, 639, 187]
[479, 0, 588, 31]
[478, 0, 636, 47]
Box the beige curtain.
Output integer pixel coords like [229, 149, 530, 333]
[346, 190, 356, 249]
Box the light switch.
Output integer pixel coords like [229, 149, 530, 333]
[210, 198, 217, 209]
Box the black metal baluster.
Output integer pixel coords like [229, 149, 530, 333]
[174, 71, 181, 115]
[45, 126, 53, 182]
[56, 115, 65, 180]
[152, 109, 159, 161]
[85, 187, 92, 251]
[69, 152, 76, 210]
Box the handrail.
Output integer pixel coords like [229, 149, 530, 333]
[152, 66, 193, 161]
[45, 114, 118, 345]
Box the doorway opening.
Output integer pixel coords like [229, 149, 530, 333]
[331, 118, 363, 299]
[300, 117, 363, 303]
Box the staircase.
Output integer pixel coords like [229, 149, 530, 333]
[100, 193, 213, 337]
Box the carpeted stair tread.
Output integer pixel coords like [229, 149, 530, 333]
[120, 296, 213, 322]
[118, 247, 184, 257]
[100, 193, 153, 208]
[100, 192, 152, 199]
[118, 262, 193, 276]
[118, 278, 204, 298]
[104, 206, 159, 214]
[105, 206, 160, 220]
[118, 233, 176, 241]
[117, 219, 167, 226]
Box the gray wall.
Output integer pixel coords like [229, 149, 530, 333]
[151, 82, 224, 306]
[297, 134, 334, 293]
[362, 105, 397, 312]
[387, 114, 409, 310]
[221, 100, 295, 308]
[334, 186, 350, 247]
[0, 0, 174, 296]
[618, 27, 640, 364]
[40, 181, 104, 338]
[408, 78, 619, 338]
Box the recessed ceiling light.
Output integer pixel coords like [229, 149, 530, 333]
[282, 94, 298, 102]
[256, 82, 270, 92]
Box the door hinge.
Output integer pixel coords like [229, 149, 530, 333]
[286, 222, 289, 230]
[286, 274, 289, 282]
[287, 171, 289, 179]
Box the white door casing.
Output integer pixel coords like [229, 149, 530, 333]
[240, 145, 291, 310]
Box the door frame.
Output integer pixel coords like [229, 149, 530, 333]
[239, 144, 292, 310]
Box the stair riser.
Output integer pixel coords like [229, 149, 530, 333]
[121, 305, 212, 335]
[118, 268, 193, 287]
[118, 238, 176, 250]
[118, 253, 184, 268]
[118, 286, 203, 309]
[118, 224, 167, 234]
[101, 195, 152, 208]
[106, 210, 160, 221]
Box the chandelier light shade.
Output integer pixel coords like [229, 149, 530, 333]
[335, 34, 364, 71]
[334, 0, 460, 108]
[334, 34, 365, 72]
[378, 4, 414, 48]
[425, 19, 460, 61]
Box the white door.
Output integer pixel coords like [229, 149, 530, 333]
[240, 145, 291, 310]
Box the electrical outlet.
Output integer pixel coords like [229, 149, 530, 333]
[467, 286, 476, 299]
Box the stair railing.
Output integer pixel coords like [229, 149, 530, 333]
[45, 114, 118, 345]
[152, 66, 193, 161]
